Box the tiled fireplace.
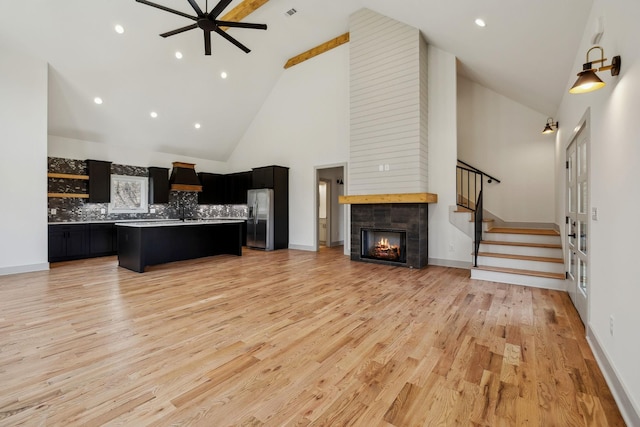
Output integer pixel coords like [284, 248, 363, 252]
[349, 201, 431, 269]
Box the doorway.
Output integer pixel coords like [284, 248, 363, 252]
[566, 120, 589, 325]
[315, 165, 346, 252]
[318, 179, 330, 247]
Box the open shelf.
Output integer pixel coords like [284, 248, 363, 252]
[47, 193, 89, 199]
[47, 172, 90, 180]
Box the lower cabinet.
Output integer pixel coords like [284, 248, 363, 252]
[48, 223, 118, 262]
[48, 224, 88, 262]
[89, 223, 118, 257]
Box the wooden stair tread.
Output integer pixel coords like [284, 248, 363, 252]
[487, 227, 559, 236]
[473, 266, 565, 280]
[468, 218, 494, 223]
[481, 240, 562, 249]
[475, 252, 564, 263]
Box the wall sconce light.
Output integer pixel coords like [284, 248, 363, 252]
[542, 118, 559, 134]
[569, 46, 621, 94]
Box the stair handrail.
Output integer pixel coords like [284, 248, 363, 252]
[474, 190, 483, 267]
[457, 159, 501, 183]
[455, 160, 499, 268]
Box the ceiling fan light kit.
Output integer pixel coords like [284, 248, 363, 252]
[136, 0, 267, 55]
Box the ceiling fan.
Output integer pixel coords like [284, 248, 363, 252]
[135, 0, 267, 55]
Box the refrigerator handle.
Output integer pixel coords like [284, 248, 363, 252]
[254, 200, 259, 224]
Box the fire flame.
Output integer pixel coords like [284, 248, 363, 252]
[377, 238, 397, 250]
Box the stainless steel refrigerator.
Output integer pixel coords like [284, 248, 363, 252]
[247, 188, 274, 250]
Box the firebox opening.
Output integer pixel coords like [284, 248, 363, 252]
[360, 228, 407, 263]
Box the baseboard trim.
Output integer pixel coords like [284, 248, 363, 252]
[428, 258, 472, 269]
[587, 325, 640, 426]
[288, 244, 316, 252]
[0, 262, 49, 277]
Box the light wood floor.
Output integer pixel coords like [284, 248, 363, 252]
[0, 247, 625, 426]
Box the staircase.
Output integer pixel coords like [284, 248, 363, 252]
[455, 160, 566, 291]
[470, 226, 565, 290]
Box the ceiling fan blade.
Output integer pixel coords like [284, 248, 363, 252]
[214, 27, 250, 53]
[136, 0, 197, 21]
[204, 29, 212, 55]
[216, 21, 267, 30]
[186, 0, 205, 17]
[160, 23, 198, 38]
[209, 0, 233, 19]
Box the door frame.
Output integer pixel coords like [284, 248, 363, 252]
[564, 111, 590, 325]
[314, 163, 348, 253]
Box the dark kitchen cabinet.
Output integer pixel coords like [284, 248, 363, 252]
[198, 172, 226, 204]
[86, 159, 112, 203]
[49, 222, 118, 262]
[251, 165, 289, 250]
[148, 167, 170, 204]
[198, 171, 251, 205]
[89, 223, 117, 257]
[226, 171, 251, 204]
[48, 224, 88, 262]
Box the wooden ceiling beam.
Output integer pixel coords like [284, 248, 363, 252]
[220, 0, 269, 29]
[284, 32, 350, 69]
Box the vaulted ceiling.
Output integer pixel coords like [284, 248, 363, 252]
[0, 0, 592, 161]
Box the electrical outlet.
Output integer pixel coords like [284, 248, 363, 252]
[449, 243, 454, 252]
[610, 315, 614, 336]
[378, 164, 384, 172]
[150, 208, 156, 214]
[384, 164, 390, 171]
[100, 208, 106, 214]
[592, 207, 598, 221]
[50, 208, 56, 215]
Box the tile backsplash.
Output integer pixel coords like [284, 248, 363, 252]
[48, 157, 247, 223]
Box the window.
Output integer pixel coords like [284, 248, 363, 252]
[109, 175, 148, 213]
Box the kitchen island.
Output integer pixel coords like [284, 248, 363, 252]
[116, 219, 244, 273]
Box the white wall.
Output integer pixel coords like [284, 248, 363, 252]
[49, 135, 229, 174]
[226, 45, 350, 251]
[349, 9, 428, 195]
[427, 46, 472, 267]
[458, 76, 556, 224]
[0, 43, 49, 275]
[554, 0, 640, 423]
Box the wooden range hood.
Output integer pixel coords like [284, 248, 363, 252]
[169, 162, 202, 192]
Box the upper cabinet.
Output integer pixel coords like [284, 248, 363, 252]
[148, 167, 170, 204]
[198, 172, 226, 204]
[86, 159, 112, 203]
[198, 171, 251, 205]
[226, 171, 251, 204]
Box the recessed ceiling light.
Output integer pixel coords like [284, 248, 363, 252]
[220, 71, 228, 79]
[114, 24, 125, 34]
[94, 97, 103, 105]
[175, 51, 183, 59]
[150, 111, 158, 118]
[194, 123, 201, 129]
[475, 18, 486, 28]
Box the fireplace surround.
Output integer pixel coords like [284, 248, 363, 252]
[350, 203, 429, 268]
[340, 193, 437, 269]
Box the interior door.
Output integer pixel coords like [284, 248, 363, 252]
[566, 125, 589, 325]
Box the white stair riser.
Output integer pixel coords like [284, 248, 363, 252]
[471, 269, 566, 291]
[478, 244, 562, 258]
[483, 232, 560, 245]
[475, 256, 565, 274]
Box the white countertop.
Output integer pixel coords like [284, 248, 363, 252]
[115, 219, 245, 228]
[49, 218, 246, 225]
